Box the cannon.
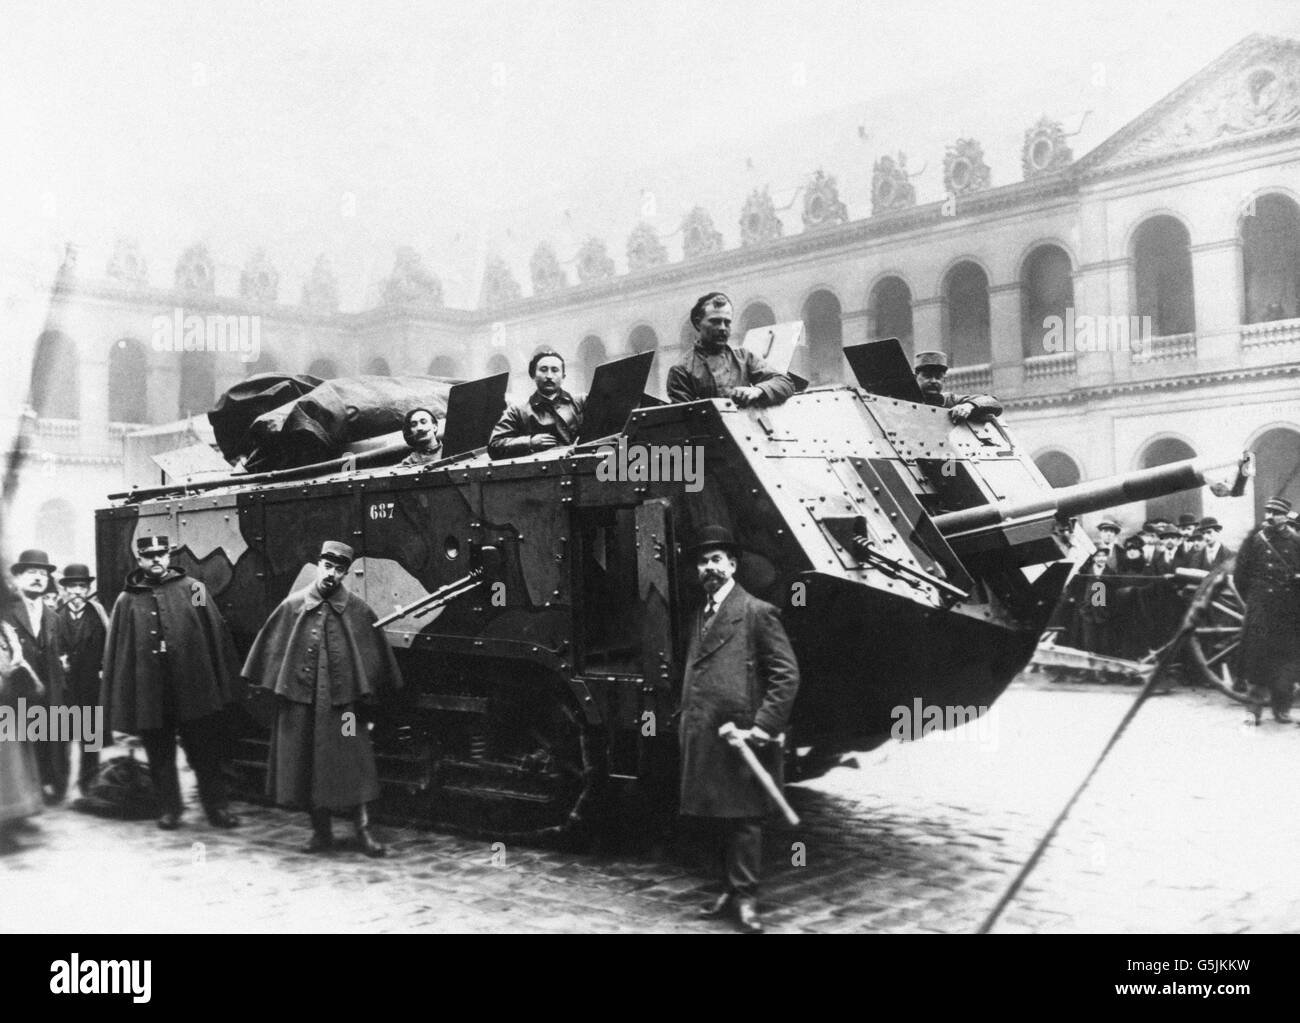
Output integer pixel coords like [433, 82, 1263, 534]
[94, 357, 1248, 839]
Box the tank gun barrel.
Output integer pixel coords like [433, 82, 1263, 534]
[934, 453, 1252, 537]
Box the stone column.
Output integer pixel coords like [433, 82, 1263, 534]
[988, 282, 1024, 395]
[1189, 238, 1243, 370]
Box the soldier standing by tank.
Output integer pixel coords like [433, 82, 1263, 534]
[488, 349, 586, 459]
[912, 352, 1003, 424]
[101, 536, 243, 830]
[1234, 498, 1300, 724]
[666, 292, 796, 407]
[241, 541, 402, 856]
[2, 550, 68, 804]
[679, 526, 800, 934]
[54, 564, 108, 796]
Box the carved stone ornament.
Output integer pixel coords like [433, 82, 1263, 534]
[680, 206, 724, 260]
[1112, 45, 1300, 162]
[106, 236, 148, 285]
[480, 254, 522, 307]
[943, 138, 992, 196]
[871, 153, 916, 214]
[239, 248, 279, 303]
[301, 255, 340, 313]
[530, 241, 567, 294]
[1022, 117, 1074, 178]
[739, 187, 783, 246]
[575, 237, 615, 284]
[383, 246, 443, 307]
[802, 169, 849, 230]
[626, 222, 668, 271]
[174, 243, 215, 293]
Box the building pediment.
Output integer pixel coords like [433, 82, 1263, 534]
[1081, 34, 1300, 174]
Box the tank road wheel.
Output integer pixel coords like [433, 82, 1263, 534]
[434, 674, 608, 845]
[1184, 562, 1252, 704]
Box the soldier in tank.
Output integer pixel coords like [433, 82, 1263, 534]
[399, 407, 442, 466]
[488, 349, 586, 459]
[666, 292, 796, 407]
[912, 352, 1003, 424]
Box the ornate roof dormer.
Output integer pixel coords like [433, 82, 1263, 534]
[383, 246, 443, 307]
[301, 255, 339, 313]
[106, 237, 148, 286]
[530, 242, 568, 294]
[480, 254, 522, 307]
[681, 207, 724, 260]
[871, 153, 917, 214]
[575, 237, 615, 283]
[626, 222, 668, 271]
[239, 248, 279, 303]
[175, 243, 215, 294]
[1022, 117, 1074, 178]
[739, 187, 783, 246]
[802, 169, 849, 229]
[943, 138, 992, 196]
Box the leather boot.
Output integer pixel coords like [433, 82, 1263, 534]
[305, 808, 333, 853]
[354, 805, 386, 858]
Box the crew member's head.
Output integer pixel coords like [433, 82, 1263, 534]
[913, 351, 949, 404]
[529, 349, 566, 398]
[134, 537, 171, 578]
[1265, 497, 1292, 529]
[691, 525, 739, 597]
[690, 292, 733, 350]
[60, 564, 93, 611]
[402, 407, 440, 454]
[9, 549, 55, 600]
[316, 541, 354, 594]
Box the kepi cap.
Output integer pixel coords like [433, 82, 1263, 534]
[319, 540, 355, 565]
[1265, 497, 1293, 515]
[135, 536, 170, 556]
[913, 351, 949, 372]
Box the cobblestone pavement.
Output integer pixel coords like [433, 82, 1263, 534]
[3, 675, 1297, 933]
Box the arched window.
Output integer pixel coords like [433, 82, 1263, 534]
[1133, 216, 1195, 336]
[1021, 246, 1074, 358]
[736, 302, 775, 338]
[801, 289, 843, 384]
[1034, 450, 1082, 489]
[1241, 194, 1300, 323]
[427, 356, 460, 378]
[869, 277, 913, 359]
[365, 357, 391, 376]
[577, 335, 606, 392]
[30, 331, 79, 418]
[307, 358, 339, 380]
[178, 354, 216, 417]
[109, 338, 149, 423]
[1140, 437, 1201, 522]
[943, 262, 991, 366]
[35, 498, 76, 566]
[1251, 426, 1300, 523]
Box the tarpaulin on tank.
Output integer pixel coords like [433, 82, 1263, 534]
[208, 373, 323, 461]
[242, 375, 453, 472]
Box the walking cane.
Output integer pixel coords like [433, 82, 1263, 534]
[718, 722, 800, 826]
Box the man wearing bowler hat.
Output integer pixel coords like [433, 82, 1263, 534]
[912, 351, 1002, 424]
[54, 564, 109, 795]
[1234, 498, 1300, 723]
[3, 550, 68, 803]
[679, 525, 800, 933]
[1192, 517, 1233, 571]
[101, 535, 243, 829]
[242, 541, 403, 856]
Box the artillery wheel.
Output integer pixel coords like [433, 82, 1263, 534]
[1183, 560, 1253, 705]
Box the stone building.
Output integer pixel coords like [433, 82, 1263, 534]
[11, 33, 1300, 570]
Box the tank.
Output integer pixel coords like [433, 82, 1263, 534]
[94, 377, 1248, 839]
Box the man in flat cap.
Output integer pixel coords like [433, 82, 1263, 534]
[400, 407, 442, 467]
[54, 564, 109, 795]
[3, 550, 68, 803]
[1234, 497, 1300, 723]
[912, 352, 1003, 424]
[679, 525, 800, 934]
[1094, 520, 1122, 572]
[101, 536, 243, 829]
[242, 541, 403, 856]
[488, 349, 587, 459]
[666, 292, 796, 407]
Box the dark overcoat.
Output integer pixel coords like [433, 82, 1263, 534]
[55, 601, 108, 708]
[100, 568, 241, 733]
[1234, 527, 1300, 688]
[0, 623, 44, 824]
[242, 582, 403, 810]
[678, 584, 800, 819]
[666, 345, 795, 406]
[0, 599, 66, 706]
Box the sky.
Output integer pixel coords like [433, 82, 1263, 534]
[3, 0, 1300, 308]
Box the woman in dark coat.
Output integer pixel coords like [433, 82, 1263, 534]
[0, 616, 44, 849]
